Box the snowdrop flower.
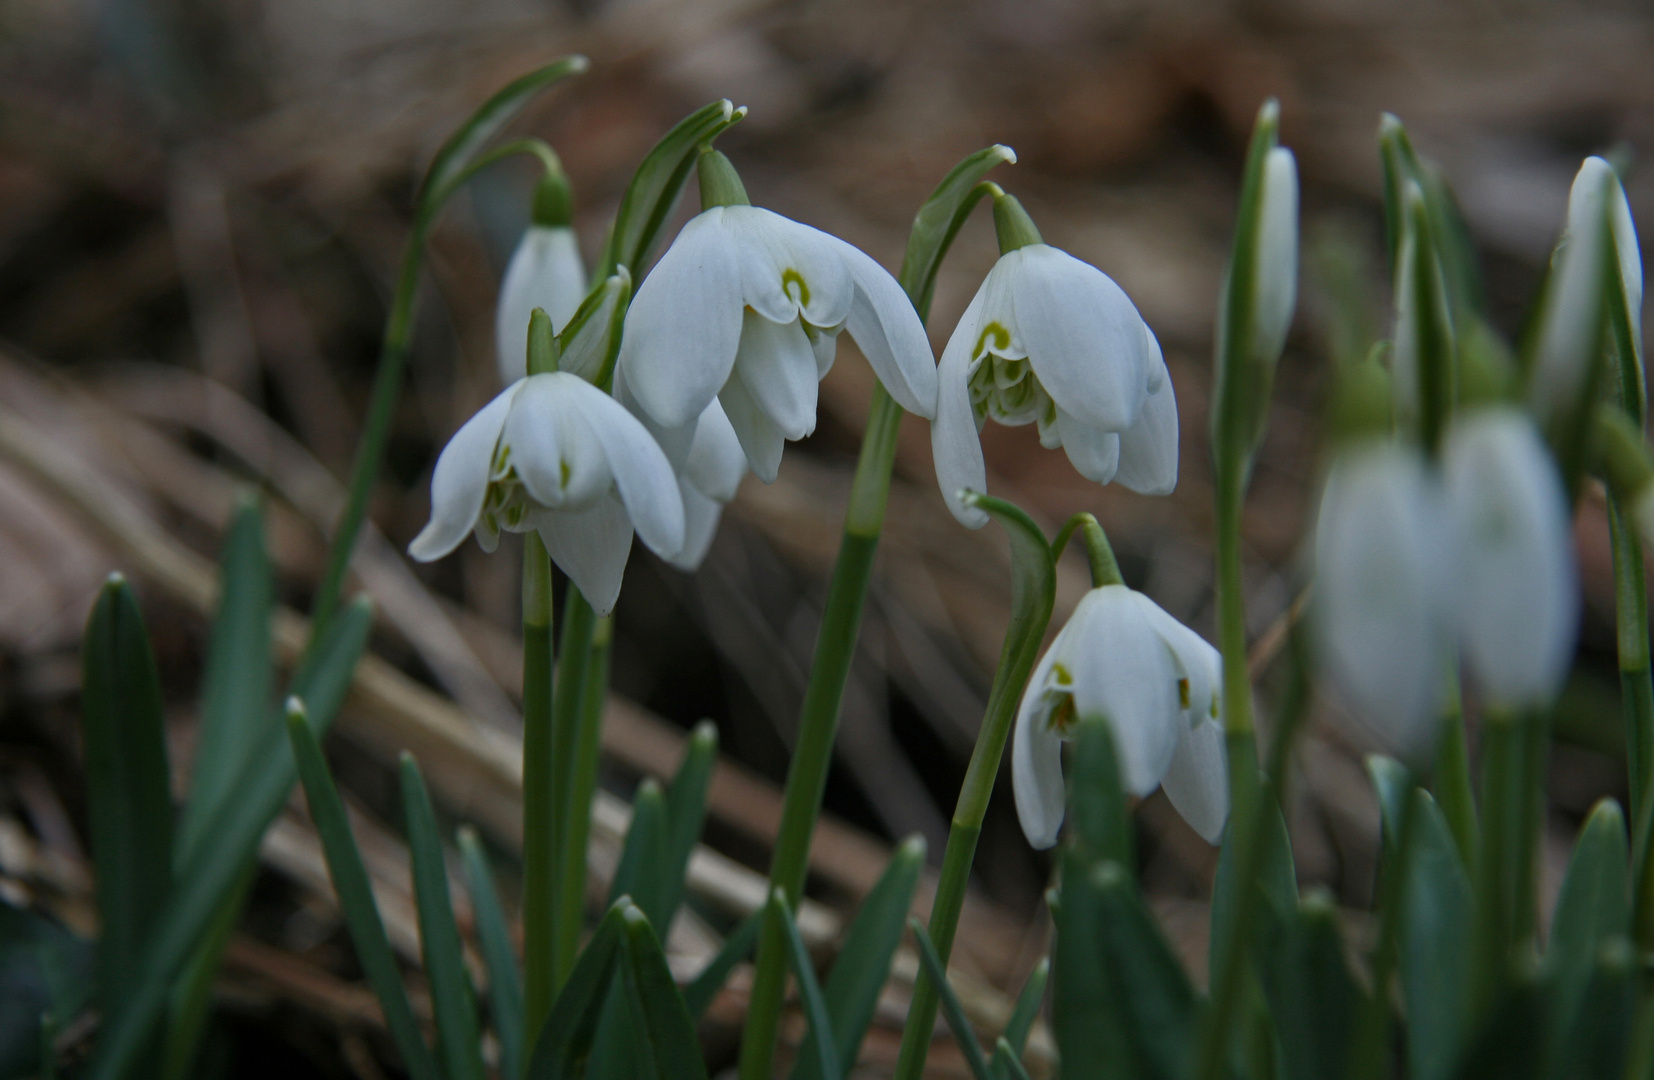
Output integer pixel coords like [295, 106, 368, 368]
[497, 171, 588, 384]
[618, 150, 936, 484]
[1313, 440, 1449, 761]
[1441, 408, 1578, 709]
[1013, 585, 1228, 847]
[933, 193, 1175, 528]
[408, 372, 684, 617]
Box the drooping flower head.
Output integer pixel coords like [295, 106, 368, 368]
[617, 149, 937, 483]
[1013, 584, 1228, 847]
[496, 167, 588, 384]
[933, 191, 1177, 528]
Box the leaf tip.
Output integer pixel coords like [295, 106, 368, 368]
[991, 143, 1018, 166]
[284, 695, 308, 723]
[689, 719, 718, 750]
[897, 833, 927, 863]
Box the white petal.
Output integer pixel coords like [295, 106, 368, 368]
[613, 365, 697, 469]
[732, 310, 819, 441]
[718, 206, 853, 330]
[932, 284, 992, 528]
[409, 382, 521, 561]
[496, 226, 587, 384]
[839, 241, 939, 418]
[807, 324, 839, 380]
[667, 479, 722, 572]
[1064, 587, 1184, 796]
[618, 210, 744, 428]
[683, 399, 746, 503]
[1250, 147, 1299, 364]
[1313, 440, 1449, 761]
[1160, 719, 1229, 844]
[1443, 408, 1578, 708]
[1142, 600, 1222, 730]
[1054, 406, 1121, 485]
[502, 374, 613, 511]
[536, 495, 634, 617]
[559, 375, 686, 561]
[720, 374, 788, 483]
[1114, 329, 1179, 495]
[1012, 245, 1150, 432]
[1012, 643, 1071, 850]
[1529, 158, 1615, 423]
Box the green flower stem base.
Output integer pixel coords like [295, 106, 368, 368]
[1347, 776, 1423, 1080]
[1610, 502, 1654, 853]
[1433, 697, 1479, 872]
[520, 534, 558, 1041]
[557, 614, 614, 982]
[1473, 708, 1540, 1011]
[738, 391, 897, 1080]
[549, 587, 598, 992]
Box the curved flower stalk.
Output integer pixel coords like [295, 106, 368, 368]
[933, 191, 1176, 527]
[618, 150, 937, 484]
[1013, 584, 1228, 846]
[408, 370, 684, 615]
[496, 226, 586, 383]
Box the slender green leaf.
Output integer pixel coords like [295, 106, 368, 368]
[618, 905, 711, 1080]
[287, 703, 438, 1080]
[596, 100, 746, 278]
[1368, 755, 1411, 862]
[458, 827, 525, 1080]
[80, 574, 172, 1023]
[897, 144, 1017, 320]
[775, 893, 841, 1080]
[659, 722, 718, 930]
[1258, 889, 1360, 1080]
[1545, 800, 1630, 1077]
[988, 957, 1047, 1080]
[418, 57, 588, 215]
[526, 902, 627, 1079]
[684, 909, 761, 1021]
[1453, 977, 1543, 1080]
[1068, 720, 1134, 871]
[1209, 791, 1296, 980]
[0, 901, 92, 1078]
[1402, 792, 1474, 1080]
[993, 1037, 1034, 1080]
[1091, 862, 1197, 1080]
[1052, 847, 1127, 1080]
[401, 755, 486, 1080]
[160, 862, 250, 1080]
[792, 836, 925, 1080]
[177, 498, 274, 869]
[909, 919, 990, 1080]
[1550, 936, 1635, 1080]
[609, 779, 669, 923]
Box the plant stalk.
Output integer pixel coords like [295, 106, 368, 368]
[556, 613, 613, 981]
[519, 534, 557, 1041]
[548, 587, 597, 992]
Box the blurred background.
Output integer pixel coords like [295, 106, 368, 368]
[0, 0, 1651, 1074]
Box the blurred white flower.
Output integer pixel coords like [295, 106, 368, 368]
[408, 372, 684, 616]
[617, 205, 936, 483]
[496, 225, 587, 384]
[1248, 146, 1300, 366]
[932, 244, 1176, 528]
[1012, 584, 1228, 848]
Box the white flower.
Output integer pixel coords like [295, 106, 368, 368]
[1441, 408, 1578, 709]
[1249, 146, 1300, 365]
[1012, 584, 1228, 848]
[408, 372, 684, 616]
[617, 206, 937, 483]
[496, 225, 587, 384]
[932, 244, 1176, 528]
[1313, 440, 1450, 761]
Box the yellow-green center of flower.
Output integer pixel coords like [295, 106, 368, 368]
[782, 268, 810, 309]
[968, 320, 1056, 432]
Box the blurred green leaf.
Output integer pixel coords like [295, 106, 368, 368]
[1402, 791, 1474, 1080]
[683, 910, 760, 1021]
[1052, 848, 1128, 1080]
[526, 902, 626, 1079]
[1258, 889, 1360, 1080]
[0, 903, 92, 1078]
[1453, 977, 1543, 1080]
[659, 722, 719, 929]
[1068, 720, 1134, 871]
[617, 905, 710, 1080]
[1545, 800, 1630, 1076]
[80, 575, 173, 1024]
[608, 779, 669, 925]
[988, 958, 1047, 1080]
[177, 499, 273, 870]
[287, 704, 438, 1080]
[993, 1037, 1034, 1080]
[459, 827, 525, 1080]
[777, 894, 841, 1080]
[401, 755, 486, 1080]
[792, 836, 925, 1080]
[910, 918, 991, 1080]
[1209, 792, 1297, 981]
[1368, 755, 1411, 860]
[596, 99, 746, 279]
[1092, 862, 1197, 1080]
[1550, 936, 1635, 1080]
[897, 144, 1017, 320]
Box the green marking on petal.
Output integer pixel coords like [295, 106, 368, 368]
[782, 268, 811, 308]
[1045, 692, 1077, 736]
[974, 321, 1012, 361]
[560, 459, 570, 489]
[1052, 662, 1073, 687]
[1178, 677, 1191, 710]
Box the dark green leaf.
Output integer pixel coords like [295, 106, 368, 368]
[401, 755, 486, 1080]
[526, 902, 627, 1079]
[1068, 720, 1134, 871]
[1544, 800, 1630, 1077]
[792, 835, 925, 1080]
[988, 957, 1047, 1080]
[80, 575, 173, 1021]
[897, 144, 1017, 320]
[177, 498, 274, 870]
[596, 100, 746, 278]
[1052, 849, 1127, 1080]
[419, 57, 588, 216]
[1209, 792, 1296, 981]
[0, 902, 92, 1078]
[993, 1037, 1034, 1080]
[777, 894, 841, 1080]
[1258, 889, 1360, 1080]
[659, 721, 719, 930]
[618, 904, 711, 1080]
[1090, 862, 1197, 1080]
[910, 918, 991, 1080]
[160, 862, 250, 1080]
[287, 704, 438, 1080]
[608, 779, 668, 923]
[683, 909, 761, 1021]
[1402, 792, 1474, 1080]
[459, 827, 525, 1080]
[1453, 977, 1543, 1080]
[1550, 936, 1635, 1080]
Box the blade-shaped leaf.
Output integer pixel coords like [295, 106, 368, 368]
[1544, 799, 1629, 1077]
[659, 722, 718, 930]
[1549, 936, 1635, 1080]
[1209, 791, 1297, 981]
[418, 57, 589, 216]
[988, 957, 1047, 1080]
[1402, 791, 1474, 1080]
[608, 780, 668, 922]
[287, 703, 438, 1080]
[1452, 977, 1544, 1080]
[1052, 847, 1128, 1080]
[683, 910, 761, 1021]
[896, 144, 1017, 320]
[776, 893, 841, 1080]
[910, 918, 991, 1080]
[617, 904, 711, 1080]
[993, 1037, 1035, 1080]
[792, 836, 925, 1080]
[177, 498, 273, 870]
[1258, 889, 1360, 1080]
[526, 902, 627, 1079]
[1068, 720, 1134, 871]
[459, 827, 525, 1080]
[80, 575, 173, 1023]
[87, 597, 375, 1080]
[401, 755, 486, 1080]
[1091, 862, 1197, 1080]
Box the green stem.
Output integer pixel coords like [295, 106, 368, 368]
[1347, 779, 1423, 1080]
[738, 387, 899, 1080]
[1433, 688, 1479, 874]
[1473, 709, 1535, 1011]
[555, 614, 613, 982]
[1611, 501, 1654, 841]
[548, 587, 597, 992]
[520, 534, 557, 1042]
